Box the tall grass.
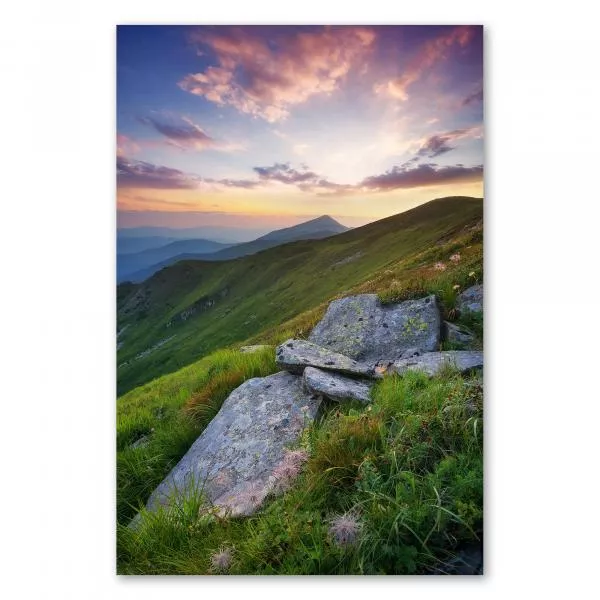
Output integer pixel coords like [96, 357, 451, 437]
[118, 370, 483, 574]
[117, 346, 277, 525]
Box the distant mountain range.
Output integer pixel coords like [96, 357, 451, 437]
[117, 239, 234, 282]
[117, 215, 350, 283]
[118, 225, 272, 243]
[117, 197, 483, 394]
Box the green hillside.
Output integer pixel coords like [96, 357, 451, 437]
[117, 197, 484, 574]
[117, 196, 483, 395]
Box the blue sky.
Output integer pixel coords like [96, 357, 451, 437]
[117, 25, 483, 229]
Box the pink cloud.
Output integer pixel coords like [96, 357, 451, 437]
[179, 26, 376, 122]
[375, 26, 476, 101]
[116, 134, 140, 157]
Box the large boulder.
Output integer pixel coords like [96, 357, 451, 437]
[388, 351, 483, 377]
[303, 366, 374, 404]
[276, 339, 375, 378]
[134, 371, 320, 521]
[456, 284, 483, 315]
[308, 294, 441, 363]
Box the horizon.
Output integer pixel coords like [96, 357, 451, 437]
[118, 25, 483, 230]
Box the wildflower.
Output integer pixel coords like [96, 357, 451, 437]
[328, 513, 362, 547]
[469, 271, 476, 277]
[271, 459, 301, 493]
[300, 405, 310, 413]
[453, 284, 460, 290]
[449, 253, 461, 263]
[283, 448, 309, 467]
[210, 547, 233, 572]
[433, 262, 446, 271]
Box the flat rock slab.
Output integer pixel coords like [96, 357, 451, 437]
[389, 351, 483, 377]
[303, 366, 374, 404]
[308, 294, 441, 363]
[457, 284, 483, 314]
[134, 371, 320, 522]
[276, 339, 375, 378]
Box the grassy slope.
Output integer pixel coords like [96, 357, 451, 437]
[116, 204, 484, 573]
[117, 196, 483, 395]
[118, 370, 483, 575]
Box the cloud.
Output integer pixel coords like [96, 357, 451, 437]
[462, 85, 484, 106]
[117, 156, 202, 189]
[206, 178, 258, 189]
[253, 162, 320, 185]
[375, 26, 476, 101]
[359, 162, 483, 192]
[118, 153, 482, 197]
[416, 126, 483, 158]
[117, 156, 259, 191]
[138, 114, 243, 152]
[116, 134, 140, 157]
[250, 159, 482, 196]
[179, 26, 376, 122]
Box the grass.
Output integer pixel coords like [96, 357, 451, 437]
[117, 346, 277, 525]
[117, 369, 483, 575]
[116, 197, 484, 574]
[117, 196, 483, 394]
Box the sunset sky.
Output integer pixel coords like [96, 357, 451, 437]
[117, 25, 483, 230]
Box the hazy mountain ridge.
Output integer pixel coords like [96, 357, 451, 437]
[118, 215, 349, 283]
[117, 197, 483, 394]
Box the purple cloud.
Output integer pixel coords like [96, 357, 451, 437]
[117, 157, 201, 189]
[359, 163, 483, 192]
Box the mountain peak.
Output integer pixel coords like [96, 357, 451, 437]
[311, 214, 339, 225]
[259, 215, 349, 242]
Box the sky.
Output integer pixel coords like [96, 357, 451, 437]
[117, 25, 483, 230]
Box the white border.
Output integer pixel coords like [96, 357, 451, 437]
[1, 1, 599, 597]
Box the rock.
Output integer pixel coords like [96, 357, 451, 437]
[129, 434, 150, 450]
[239, 344, 270, 353]
[133, 371, 320, 522]
[456, 284, 483, 314]
[444, 321, 475, 346]
[276, 339, 375, 378]
[388, 351, 483, 377]
[399, 347, 422, 359]
[303, 366, 373, 404]
[308, 294, 441, 363]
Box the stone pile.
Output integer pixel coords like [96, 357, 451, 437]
[131, 286, 483, 526]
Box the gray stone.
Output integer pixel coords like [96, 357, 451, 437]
[303, 366, 374, 404]
[129, 434, 150, 450]
[133, 371, 320, 523]
[444, 321, 476, 346]
[308, 294, 441, 363]
[456, 284, 483, 314]
[239, 344, 270, 353]
[388, 351, 483, 377]
[276, 339, 375, 378]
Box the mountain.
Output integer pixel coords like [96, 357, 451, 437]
[117, 196, 483, 395]
[117, 239, 233, 283]
[117, 225, 271, 243]
[122, 215, 350, 283]
[117, 235, 178, 255]
[258, 214, 348, 241]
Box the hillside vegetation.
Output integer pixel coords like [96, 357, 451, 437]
[117, 196, 483, 395]
[117, 197, 484, 574]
